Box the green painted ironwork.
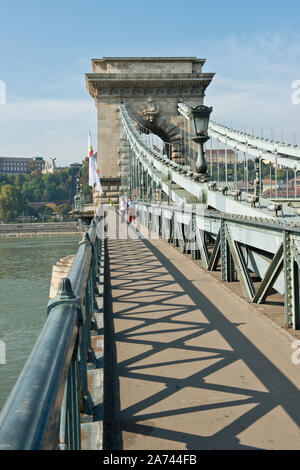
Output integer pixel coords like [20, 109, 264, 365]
[0, 205, 105, 450]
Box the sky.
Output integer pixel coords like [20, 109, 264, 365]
[0, 0, 300, 165]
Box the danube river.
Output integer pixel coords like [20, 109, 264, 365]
[0, 235, 81, 411]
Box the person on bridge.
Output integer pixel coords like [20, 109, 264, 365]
[119, 197, 127, 223]
[127, 196, 136, 224]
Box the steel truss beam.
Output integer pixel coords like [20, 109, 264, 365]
[224, 225, 255, 300]
[285, 237, 300, 329]
[195, 227, 209, 269]
[207, 230, 221, 271]
[252, 244, 283, 304]
[136, 198, 300, 330]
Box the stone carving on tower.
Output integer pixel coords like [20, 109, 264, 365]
[141, 98, 158, 123]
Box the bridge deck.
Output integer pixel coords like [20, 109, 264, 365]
[104, 212, 300, 450]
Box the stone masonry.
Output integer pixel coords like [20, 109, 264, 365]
[86, 57, 214, 200]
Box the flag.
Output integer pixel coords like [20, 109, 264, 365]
[88, 131, 97, 187]
[96, 168, 103, 194]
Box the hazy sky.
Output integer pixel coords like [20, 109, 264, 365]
[0, 0, 300, 165]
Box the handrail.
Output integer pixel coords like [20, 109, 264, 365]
[209, 120, 300, 162]
[0, 304, 79, 449]
[120, 102, 300, 221]
[0, 205, 105, 450]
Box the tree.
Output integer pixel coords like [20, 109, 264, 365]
[28, 160, 38, 173]
[13, 174, 25, 187]
[0, 173, 9, 189]
[24, 205, 39, 218]
[0, 184, 25, 223]
[0, 166, 75, 203]
[41, 205, 54, 216]
[80, 157, 92, 203]
[45, 203, 58, 213]
[57, 203, 72, 220]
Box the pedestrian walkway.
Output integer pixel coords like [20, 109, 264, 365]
[104, 213, 300, 450]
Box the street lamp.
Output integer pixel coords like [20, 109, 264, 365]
[191, 104, 213, 179]
[254, 157, 261, 197]
[74, 176, 84, 211]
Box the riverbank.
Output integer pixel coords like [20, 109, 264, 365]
[0, 222, 83, 238]
[0, 231, 83, 238]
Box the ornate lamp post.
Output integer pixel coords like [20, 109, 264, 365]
[254, 157, 261, 197]
[191, 105, 213, 180]
[74, 176, 84, 211]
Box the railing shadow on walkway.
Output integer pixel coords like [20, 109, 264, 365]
[105, 215, 300, 450]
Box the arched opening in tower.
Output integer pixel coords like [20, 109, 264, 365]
[127, 104, 183, 163]
[140, 128, 170, 158]
[140, 124, 182, 162]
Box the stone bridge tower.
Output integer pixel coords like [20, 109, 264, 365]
[86, 57, 214, 201]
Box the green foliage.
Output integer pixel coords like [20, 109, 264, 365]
[81, 157, 92, 203]
[0, 173, 9, 187]
[24, 206, 39, 218]
[42, 205, 54, 216]
[0, 161, 92, 213]
[0, 165, 84, 222]
[57, 203, 73, 220]
[0, 167, 74, 203]
[0, 184, 25, 222]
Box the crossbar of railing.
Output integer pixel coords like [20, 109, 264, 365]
[0, 205, 105, 450]
[137, 201, 300, 234]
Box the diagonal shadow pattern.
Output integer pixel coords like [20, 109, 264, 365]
[104, 213, 300, 450]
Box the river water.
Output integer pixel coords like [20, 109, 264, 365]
[0, 235, 82, 411]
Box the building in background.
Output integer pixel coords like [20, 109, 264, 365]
[205, 149, 235, 164]
[0, 156, 45, 174]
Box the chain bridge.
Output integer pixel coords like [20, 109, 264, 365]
[1, 57, 300, 451]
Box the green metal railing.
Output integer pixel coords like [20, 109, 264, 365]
[136, 201, 300, 330]
[0, 205, 105, 450]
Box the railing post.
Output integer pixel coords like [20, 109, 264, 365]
[221, 218, 234, 282]
[159, 211, 162, 237]
[169, 212, 174, 244]
[68, 351, 81, 449]
[173, 211, 179, 247]
[58, 381, 69, 450]
[191, 212, 200, 260]
[178, 207, 186, 254]
[284, 231, 296, 328]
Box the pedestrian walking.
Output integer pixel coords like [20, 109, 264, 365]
[127, 196, 136, 224]
[120, 197, 127, 223]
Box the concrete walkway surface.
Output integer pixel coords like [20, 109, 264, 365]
[104, 214, 300, 450]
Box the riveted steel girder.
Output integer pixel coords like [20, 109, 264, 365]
[252, 244, 283, 304]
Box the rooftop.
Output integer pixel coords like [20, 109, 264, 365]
[94, 57, 206, 62]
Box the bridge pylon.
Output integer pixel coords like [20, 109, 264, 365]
[86, 57, 214, 200]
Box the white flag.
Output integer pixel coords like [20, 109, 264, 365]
[88, 131, 97, 187]
[96, 168, 103, 194]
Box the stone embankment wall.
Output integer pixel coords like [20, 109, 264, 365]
[0, 222, 83, 238]
[49, 254, 76, 298]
